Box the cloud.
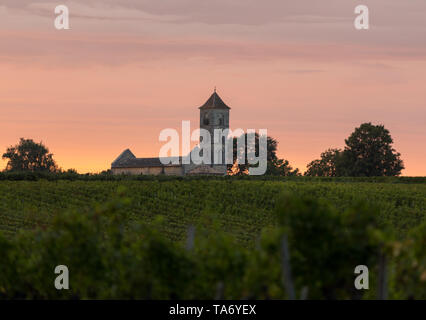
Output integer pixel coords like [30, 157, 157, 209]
[3, 0, 426, 26]
[1, 29, 426, 69]
[1, 0, 426, 67]
[26, 2, 185, 23]
[287, 69, 325, 74]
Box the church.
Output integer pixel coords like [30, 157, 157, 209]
[111, 90, 230, 176]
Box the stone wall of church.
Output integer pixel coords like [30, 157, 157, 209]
[111, 166, 184, 176]
[185, 164, 227, 175]
[112, 167, 163, 175]
[164, 166, 184, 176]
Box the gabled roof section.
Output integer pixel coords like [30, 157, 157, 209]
[112, 155, 182, 168]
[112, 149, 136, 166]
[199, 91, 230, 110]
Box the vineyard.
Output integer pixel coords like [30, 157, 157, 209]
[0, 178, 425, 243]
[1, 178, 426, 299]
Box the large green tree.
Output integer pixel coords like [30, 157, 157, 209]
[341, 123, 404, 176]
[305, 123, 404, 177]
[2, 138, 58, 172]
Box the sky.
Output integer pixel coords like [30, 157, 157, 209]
[0, 0, 425, 175]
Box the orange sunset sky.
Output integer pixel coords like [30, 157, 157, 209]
[0, 0, 425, 175]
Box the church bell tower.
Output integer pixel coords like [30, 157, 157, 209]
[199, 89, 230, 170]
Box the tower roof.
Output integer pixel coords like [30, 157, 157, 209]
[199, 90, 230, 110]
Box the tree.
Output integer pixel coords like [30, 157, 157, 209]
[305, 149, 342, 177]
[228, 133, 299, 176]
[304, 123, 404, 177]
[266, 158, 300, 176]
[341, 123, 404, 176]
[2, 138, 58, 172]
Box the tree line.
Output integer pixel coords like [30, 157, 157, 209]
[226, 122, 403, 177]
[304, 122, 404, 177]
[2, 122, 404, 177]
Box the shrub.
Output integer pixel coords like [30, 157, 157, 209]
[392, 221, 426, 299]
[274, 193, 392, 299]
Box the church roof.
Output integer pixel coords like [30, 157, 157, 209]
[199, 91, 230, 110]
[112, 149, 182, 168]
[111, 148, 136, 167]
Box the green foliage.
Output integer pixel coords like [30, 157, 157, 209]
[2, 138, 58, 173]
[0, 190, 424, 299]
[305, 123, 404, 177]
[266, 159, 301, 176]
[0, 171, 425, 183]
[0, 191, 192, 299]
[305, 148, 343, 177]
[0, 193, 277, 299]
[392, 221, 426, 299]
[0, 179, 425, 244]
[274, 193, 391, 299]
[64, 168, 79, 175]
[342, 123, 404, 177]
[229, 133, 299, 176]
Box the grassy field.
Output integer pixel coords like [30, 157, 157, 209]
[1, 178, 425, 244]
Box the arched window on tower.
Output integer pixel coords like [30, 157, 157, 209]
[218, 114, 224, 126]
[203, 112, 210, 125]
